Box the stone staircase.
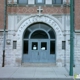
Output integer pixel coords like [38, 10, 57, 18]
[21, 63, 56, 67]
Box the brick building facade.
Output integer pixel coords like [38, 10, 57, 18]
[0, 0, 80, 67]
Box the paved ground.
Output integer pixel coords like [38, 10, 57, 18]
[0, 67, 80, 80]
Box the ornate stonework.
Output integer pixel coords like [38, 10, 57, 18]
[17, 15, 24, 23]
[16, 14, 63, 38]
[12, 14, 64, 66]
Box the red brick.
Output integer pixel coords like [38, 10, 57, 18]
[75, 0, 80, 30]
[0, 0, 4, 29]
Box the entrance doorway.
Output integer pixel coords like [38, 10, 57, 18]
[22, 23, 56, 63]
[29, 39, 49, 62]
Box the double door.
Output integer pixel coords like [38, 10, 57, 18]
[29, 39, 49, 62]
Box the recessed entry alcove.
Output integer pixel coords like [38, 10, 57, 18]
[22, 22, 56, 63]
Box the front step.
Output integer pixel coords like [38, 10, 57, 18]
[0, 78, 75, 80]
[22, 63, 56, 67]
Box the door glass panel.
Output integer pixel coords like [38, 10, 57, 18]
[41, 42, 47, 50]
[32, 42, 38, 50]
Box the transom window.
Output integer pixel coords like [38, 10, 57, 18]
[18, 0, 28, 4]
[53, 0, 63, 4]
[23, 23, 55, 39]
[31, 30, 48, 39]
[36, 0, 45, 4]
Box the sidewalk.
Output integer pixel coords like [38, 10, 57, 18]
[0, 67, 80, 79]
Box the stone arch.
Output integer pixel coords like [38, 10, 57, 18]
[15, 14, 64, 66]
[16, 14, 63, 39]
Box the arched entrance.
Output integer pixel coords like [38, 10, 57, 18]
[22, 22, 56, 63]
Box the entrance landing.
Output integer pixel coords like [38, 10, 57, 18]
[22, 63, 56, 67]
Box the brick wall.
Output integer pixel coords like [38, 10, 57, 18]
[0, 0, 71, 30]
[75, 0, 80, 30]
[0, 0, 4, 29]
[7, 6, 70, 14]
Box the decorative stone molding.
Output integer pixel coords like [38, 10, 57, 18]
[54, 16, 62, 24]
[6, 39, 11, 45]
[16, 14, 63, 34]
[17, 15, 24, 23]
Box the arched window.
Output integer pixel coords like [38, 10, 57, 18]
[31, 30, 48, 39]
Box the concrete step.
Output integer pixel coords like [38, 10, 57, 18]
[0, 78, 76, 80]
[22, 63, 56, 67]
